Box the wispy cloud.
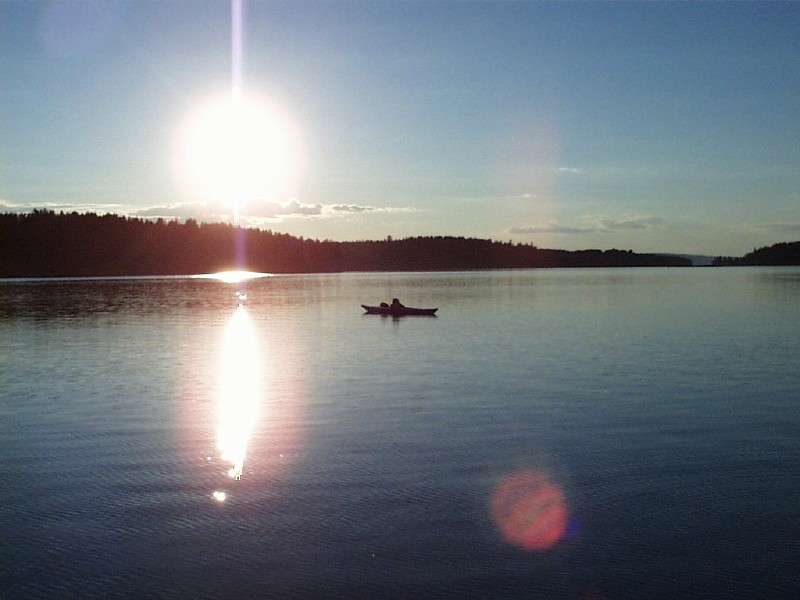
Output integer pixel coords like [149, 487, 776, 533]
[0, 199, 129, 213]
[327, 204, 416, 214]
[558, 167, 583, 175]
[133, 203, 217, 220]
[445, 192, 542, 204]
[1, 198, 416, 223]
[755, 222, 800, 233]
[246, 200, 416, 218]
[130, 200, 323, 220]
[510, 222, 592, 235]
[510, 215, 665, 235]
[329, 204, 375, 214]
[248, 200, 323, 218]
[595, 215, 665, 230]
[131, 200, 325, 220]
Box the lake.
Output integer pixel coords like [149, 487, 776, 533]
[2, 268, 799, 599]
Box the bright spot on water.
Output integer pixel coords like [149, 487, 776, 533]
[490, 469, 569, 552]
[217, 304, 262, 481]
[212, 491, 227, 502]
[194, 271, 273, 284]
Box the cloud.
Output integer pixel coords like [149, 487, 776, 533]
[1, 198, 416, 222]
[596, 215, 665, 230]
[505, 193, 540, 200]
[510, 222, 593, 235]
[133, 203, 215, 220]
[246, 200, 416, 218]
[0, 199, 201, 221]
[0, 199, 129, 214]
[327, 203, 417, 213]
[0, 199, 36, 212]
[330, 204, 376, 213]
[326, 204, 418, 215]
[510, 215, 665, 235]
[558, 167, 583, 175]
[445, 192, 542, 204]
[755, 222, 800, 233]
[247, 199, 323, 217]
[130, 200, 325, 221]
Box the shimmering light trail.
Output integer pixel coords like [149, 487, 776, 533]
[232, 0, 242, 100]
[217, 304, 262, 481]
[230, 0, 246, 274]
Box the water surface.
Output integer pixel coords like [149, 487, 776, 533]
[2, 268, 799, 598]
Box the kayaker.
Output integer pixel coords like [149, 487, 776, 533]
[391, 298, 405, 310]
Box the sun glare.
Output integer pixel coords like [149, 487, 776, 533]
[175, 93, 303, 210]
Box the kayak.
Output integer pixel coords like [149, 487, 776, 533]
[361, 304, 438, 316]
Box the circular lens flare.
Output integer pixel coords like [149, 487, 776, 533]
[491, 469, 569, 551]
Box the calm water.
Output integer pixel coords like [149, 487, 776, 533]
[2, 268, 799, 599]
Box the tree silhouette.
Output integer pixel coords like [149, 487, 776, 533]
[1, 210, 695, 277]
[712, 242, 800, 266]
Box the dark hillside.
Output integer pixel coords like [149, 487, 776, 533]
[712, 242, 800, 266]
[1, 210, 691, 277]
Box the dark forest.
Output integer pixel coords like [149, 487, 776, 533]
[712, 241, 800, 266]
[2, 210, 697, 277]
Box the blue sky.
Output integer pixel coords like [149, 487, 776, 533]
[2, 1, 799, 256]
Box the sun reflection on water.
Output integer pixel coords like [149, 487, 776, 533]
[193, 270, 273, 284]
[217, 304, 262, 482]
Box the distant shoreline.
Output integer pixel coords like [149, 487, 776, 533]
[2, 210, 797, 277]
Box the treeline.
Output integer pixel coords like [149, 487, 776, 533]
[712, 241, 800, 266]
[1, 210, 691, 277]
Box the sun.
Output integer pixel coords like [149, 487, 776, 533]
[174, 92, 303, 211]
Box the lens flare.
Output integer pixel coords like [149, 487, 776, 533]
[491, 469, 569, 551]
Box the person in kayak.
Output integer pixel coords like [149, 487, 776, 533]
[390, 298, 405, 310]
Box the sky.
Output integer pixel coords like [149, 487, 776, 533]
[1, 1, 799, 257]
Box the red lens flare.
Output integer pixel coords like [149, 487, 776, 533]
[491, 469, 569, 551]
